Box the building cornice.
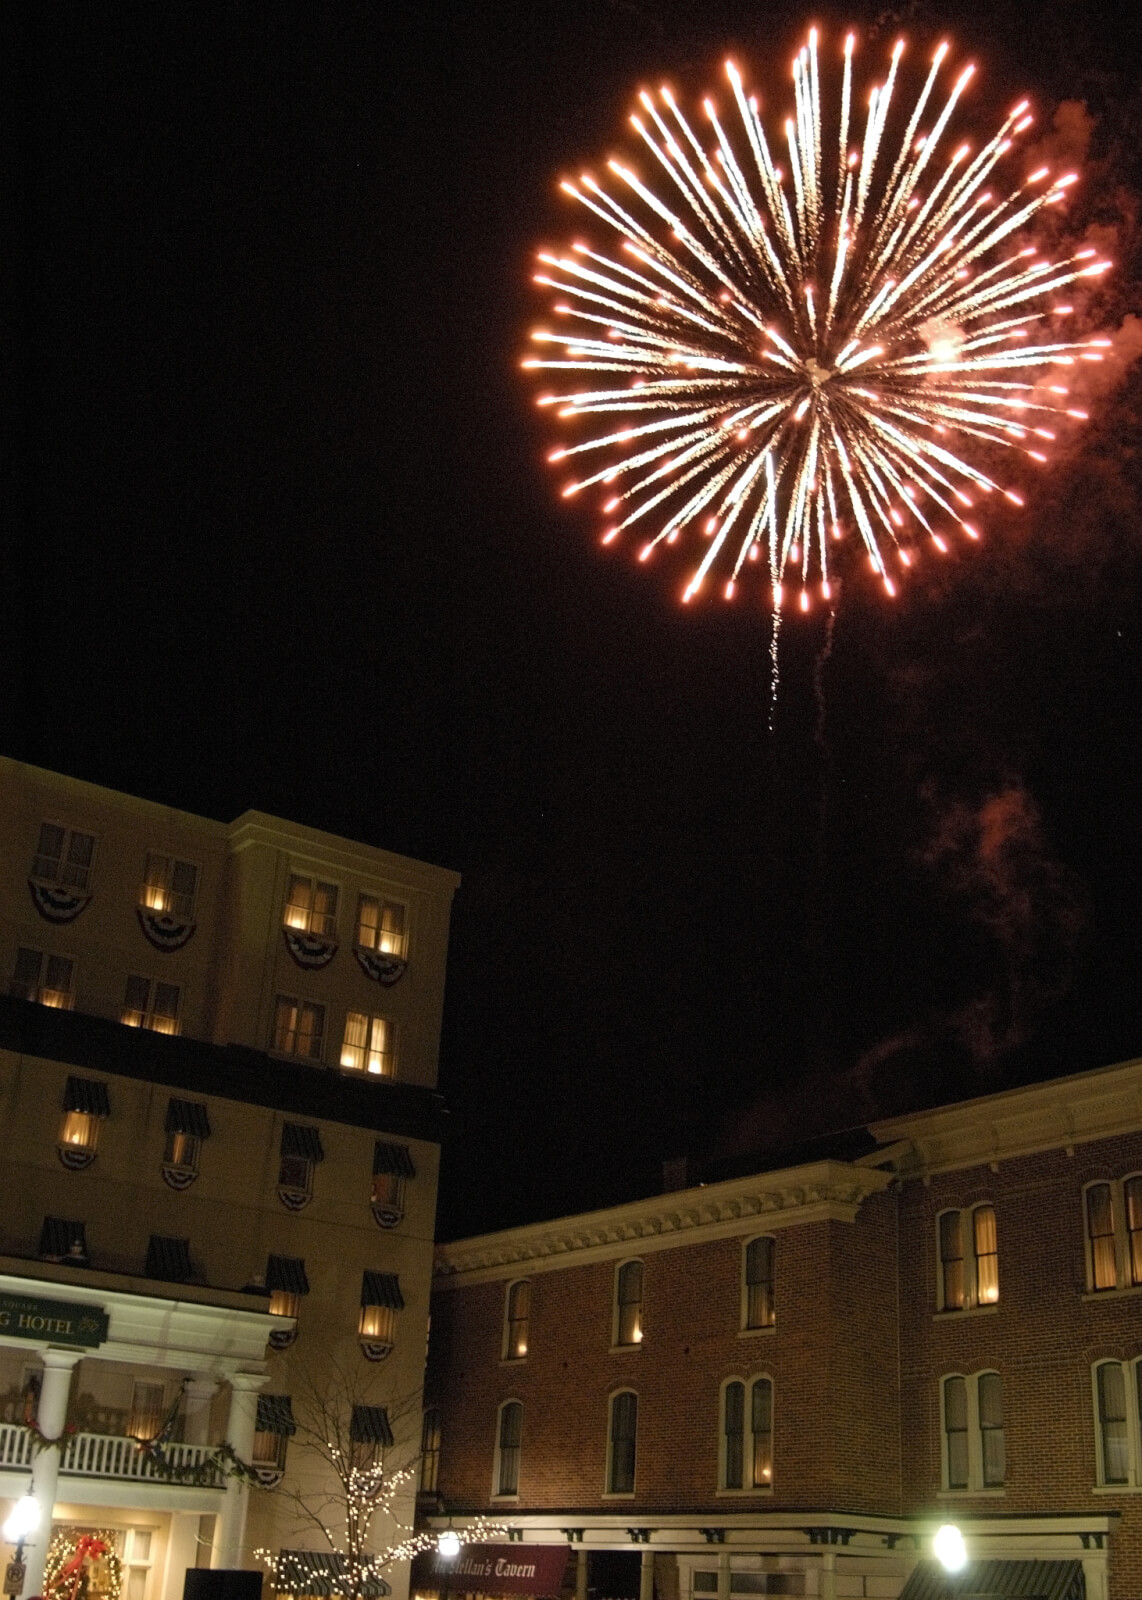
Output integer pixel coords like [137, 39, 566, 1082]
[870, 1056, 1142, 1176]
[434, 1161, 893, 1286]
[227, 814, 460, 892]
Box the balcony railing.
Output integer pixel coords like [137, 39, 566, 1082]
[0, 1423, 222, 1485]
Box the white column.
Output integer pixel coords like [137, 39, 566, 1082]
[639, 1550, 654, 1600]
[23, 1350, 81, 1598]
[183, 1378, 219, 1446]
[575, 1550, 588, 1600]
[211, 1374, 265, 1570]
[716, 1551, 730, 1600]
[161, 1514, 203, 1600]
[818, 1551, 836, 1600]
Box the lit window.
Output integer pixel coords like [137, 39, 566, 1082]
[163, 1099, 210, 1176]
[356, 894, 408, 959]
[1084, 1178, 1142, 1292]
[359, 1271, 404, 1353]
[128, 1382, 166, 1442]
[57, 1077, 109, 1162]
[937, 1205, 999, 1311]
[266, 1254, 309, 1321]
[59, 1111, 100, 1152]
[751, 1377, 773, 1488]
[420, 1407, 441, 1494]
[371, 1142, 415, 1226]
[504, 1281, 531, 1360]
[140, 853, 198, 919]
[341, 1011, 395, 1076]
[743, 1236, 775, 1330]
[283, 875, 339, 938]
[31, 823, 96, 892]
[941, 1371, 1005, 1491]
[11, 948, 75, 1009]
[122, 975, 181, 1034]
[253, 1395, 296, 1470]
[614, 1260, 643, 1347]
[494, 1400, 522, 1496]
[273, 995, 326, 1060]
[607, 1391, 638, 1494]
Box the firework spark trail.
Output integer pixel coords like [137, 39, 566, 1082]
[523, 29, 1111, 625]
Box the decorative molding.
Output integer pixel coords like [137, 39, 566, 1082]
[354, 947, 407, 985]
[29, 880, 90, 924]
[359, 1340, 394, 1363]
[434, 1161, 893, 1285]
[161, 1163, 198, 1192]
[268, 1326, 298, 1352]
[277, 1186, 312, 1213]
[371, 1201, 403, 1230]
[281, 926, 338, 970]
[137, 908, 196, 952]
[58, 1145, 96, 1172]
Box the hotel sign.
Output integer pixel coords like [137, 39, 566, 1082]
[0, 1291, 109, 1348]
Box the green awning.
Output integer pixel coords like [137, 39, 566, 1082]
[897, 1560, 1084, 1600]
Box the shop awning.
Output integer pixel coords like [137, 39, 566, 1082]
[411, 1545, 570, 1598]
[276, 1551, 389, 1598]
[897, 1559, 1084, 1600]
[166, 1097, 211, 1138]
[64, 1075, 110, 1116]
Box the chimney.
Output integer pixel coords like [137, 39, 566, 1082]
[662, 1156, 690, 1193]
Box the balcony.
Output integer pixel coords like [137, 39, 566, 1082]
[0, 1422, 223, 1487]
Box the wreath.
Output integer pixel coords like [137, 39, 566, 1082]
[43, 1531, 123, 1600]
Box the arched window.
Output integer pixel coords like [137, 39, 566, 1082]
[504, 1280, 531, 1360]
[941, 1371, 1005, 1490]
[722, 1380, 745, 1489]
[614, 1260, 644, 1347]
[937, 1205, 999, 1311]
[1084, 1178, 1142, 1292]
[494, 1400, 523, 1497]
[750, 1377, 773, 1488]
[1094, 1362, 1131, 1485]
[743, 1237, 775, 1329]
[607, 1390, 638, 1494]
[719, 1377, 773, 1492]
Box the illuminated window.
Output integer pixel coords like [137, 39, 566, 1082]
[359, 1271, 403, 1351]
[58, 1078, 109, 1158]
[614, 1260, 643, 1347]
[253, 1395, 296, 1470]
[371, 1142, 414, 1226]
[743, 1236, 775, 1330]
[122, 975, 181, 1034]
[722, 1379, 774, 1490]
[341, 1012, 395, 1076]
[606, 1390, 638, 1494]
[31, 823, 96, 892]
[504, 1280, 530, 1360]
[273, 995, 326, 1060]
[751, 1377, 773, 1488]
[140, 853, 198, 920]
[494, 1400, 522, 1497]
[11, 948, 75, 1009]
[937, 1205, 999, 1311]
[283, 875, 339, 938]
[1084, 1178, 1142, 1292]
[419, 1407, 441, 1494]
[266, 1255, 309, 1320]
[59, 1110, 100, 1151]
[128, 1382, 166, 1441]
[941, 1371, 1005, 1491]
[163, 1100, 210, 1175]
[356, 894, 408, 959]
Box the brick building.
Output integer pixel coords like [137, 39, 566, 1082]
[421, 1058, 1142, 1600]
[0, 757, 459, 1600]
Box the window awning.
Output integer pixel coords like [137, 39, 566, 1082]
[897, 1559, 1084, 1600]
[267, 1254, 310, 1294]
[64, 1076, 110, 1116]
[40, 1217, 87, 1260]
[276, 1552, 389, 1598]
[350, 1405, 394, 1446]
[281, 1123, 324, 1161]
[257, 1395, 297, 1436]
[373, 1142, 416, 1178]
[145, 1235, 192, 1283]
[166, 1098, 211, 1139]
[361, 1271, 404, 1309]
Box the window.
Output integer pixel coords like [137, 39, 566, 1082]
[39, 1217, 87, 1264]
[751, 1377, 773, 1488]
[31, 823, 96, 892]
[503, 1280, 531, 1360]
[273, 996, 326, 1061]
[941, 1371, 1005, 1491]
[58, 1078, 110, 1166]
[722, 1378, 774, 1490]
[614, 1260, 643, 1347]
[266, 1255, 310, 1320]
[1084, 1179, 1142, 1292]
[359, 1271, 404, 1354]
[140, 853, 198, 920]
[163, 1099, 210, 1175]
[1093, 1361, 1139, 1486]
[145, 1236, 192, 1282]
[341, 1012, 395, 1076]
[607, 1391, 638, 1494]
[283, 875, 338, 938]
[278, 1124, 324, 1201]
[253, 1395, 296, 1471]
[11, 948, 75, 1009]
[937, 1205, 999, 1311]
[350, 1405, 394, 1465]
[356, 895, 408, 959]
[128, 1382, 166, 1442]
[122, 975, 181, 1035]
[723, 1381, 745, 1489]
[743, 1237, 775, 1330]
[494, 1400, 523, 1496]
[420, 1407, 441, 1494]
[372, 1143, 415, 1226]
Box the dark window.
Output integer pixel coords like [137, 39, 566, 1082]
[608, 1391, 637, 1493]
[350, 1405, 394, 1448]
[723, 1381, 744, 1489]
[1087, 1184, 1117, 1290]
[979, 1372, 1005, 1487]
[944, 1376, 969, 1489]
[1097, 1362, 1129, 1484]
[496, 1401, 522, 1495]
[939, 1212, 964, 1310]
[420, 1407, 441, 1493]
[744, 1237, 775, 1329]
[1127, 1178, 1142, 1286]
[39, 1217, 87, 1264]
[145, 1236, 192, 1282]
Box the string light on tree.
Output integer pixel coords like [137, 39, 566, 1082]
[523, 27, 1110, 621]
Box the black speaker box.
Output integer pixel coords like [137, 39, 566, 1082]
[184, 1570, 264, 1600]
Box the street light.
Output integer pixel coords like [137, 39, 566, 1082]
[3, 1495, 40, 1552]
[437, 1530, 461, 1560]
[933, 1524, 967, 1574]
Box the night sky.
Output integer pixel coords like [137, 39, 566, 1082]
[6, 0, 1142, 1241]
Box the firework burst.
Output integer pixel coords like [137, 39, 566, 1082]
[523, 29, 1111, 614]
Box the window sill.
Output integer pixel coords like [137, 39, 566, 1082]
[933, 1303, 1000, 1320]
[1091, 1483, 1142, 1494]
[609, 1343, 643, 1355]
[1083, 1284, 1142, 1302]
[937, 1487, 1006, 1498]
[491, 1494, 520, 1504]
[737, 1326, 776, 1339]
[714, 1487, 773, 1498]
[500, 1356, 528, 1366]
[601, 1492, 636, 1500]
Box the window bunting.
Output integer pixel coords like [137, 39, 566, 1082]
[137, 907, 196, 952]
[282, 926, 338, 969]
[29, 880, 91, 924]
[354, 947, 407, 985]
